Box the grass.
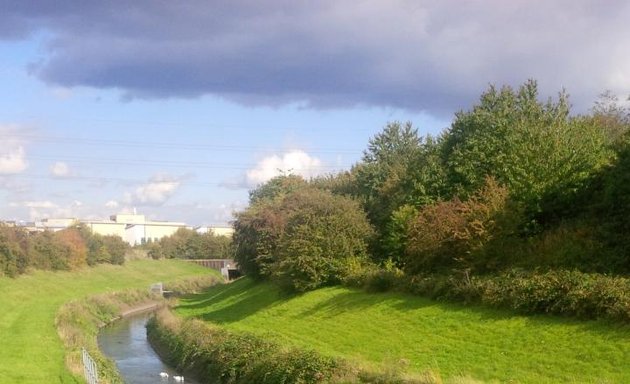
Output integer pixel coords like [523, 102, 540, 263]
[0, 259, 213, 384]
[176, 278, 630, 383]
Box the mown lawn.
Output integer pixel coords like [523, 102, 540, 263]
[176, 278, 630, 383]
[0, 260, 212, 384]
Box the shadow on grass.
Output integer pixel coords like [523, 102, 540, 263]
[296, 287, 630, 339]
[176, 277, 293, 324]
[177, 277, 630, 340]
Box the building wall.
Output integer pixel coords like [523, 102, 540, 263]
[111, 214, 146, 224]
[20, 212, 224, 246]
[144, 224, 186, 243]
[124, 224, 146, 246]
[85, 222, 126, 238]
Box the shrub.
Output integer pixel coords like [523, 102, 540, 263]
[234, 180, 374, 292]
[271, 188, 374, 292]
[405, 177, 517, 274]
[147, 308, 340, 383]
[399, 269, 630, 322]
[0, 225, 28, 277]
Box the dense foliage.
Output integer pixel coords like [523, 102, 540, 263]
[148, 308, 341, 384]
[442, 81, 611, 211]
[234, 181, 373, 292]
[233, 81, 630, 310]
[146, 228, 232, 260]
[0, 224, 128, 277]
[150, 307, 435, 384]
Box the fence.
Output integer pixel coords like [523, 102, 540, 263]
[82, 347, 99, 384]
[185, 258, 235, 270]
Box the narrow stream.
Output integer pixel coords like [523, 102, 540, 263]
[98, 310, 201, 384]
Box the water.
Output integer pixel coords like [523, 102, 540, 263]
[98, 310, 201, 384]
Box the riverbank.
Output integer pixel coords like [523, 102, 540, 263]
[147, 308, 354, 384]
[99, 309, 203, 384]
[174, 277, 630, 383]
[57, 274, 223, 383]
[0, 260, 220, 383]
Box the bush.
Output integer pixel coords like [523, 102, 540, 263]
[148, 307, 429, 384]
[405, 177, 518, 274]
[271, 188, 374, 292]
[344, 260, 405, 293]
[399, 270, 630, 322]
[234, 179, 374, 292]
[0, 225, 28, 277]
[147, 308, 340, 384]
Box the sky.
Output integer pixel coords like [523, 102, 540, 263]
[1, 0, 629, 226]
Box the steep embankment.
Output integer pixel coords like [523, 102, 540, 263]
[0, 259, 212, 384]
[175, 278, 630, 383]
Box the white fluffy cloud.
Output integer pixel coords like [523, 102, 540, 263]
[105, 200, 119, 209]
[0, 127, 28, 174]
[245, 150, 324, 187]
[50, 161, 70, 177]
[124, 175, 181, 206]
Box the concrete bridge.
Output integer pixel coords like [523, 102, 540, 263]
[184, 259, 240, 279]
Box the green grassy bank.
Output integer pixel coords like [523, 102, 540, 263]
[0, 259, 211, 384]
[176, 278, 630, 383]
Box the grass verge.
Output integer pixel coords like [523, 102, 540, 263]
[148, 307, 444, 383]
[0, 259, 217, 383]
[175, 277, 630, 383]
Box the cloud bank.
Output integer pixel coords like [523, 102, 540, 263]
[2, 1, 629, 115]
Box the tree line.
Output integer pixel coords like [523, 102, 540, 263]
[234, 80, 630, 292]
[0, 224, 128, 277]
[1, 223, 234, 278]
[145, 227, 233, 260]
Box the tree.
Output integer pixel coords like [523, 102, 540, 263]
[0, 225, 28, 277]
[353, 121, 446, 261]
[101, 235, 128, 264]
[441, 80, 611, 222]
[234, 175, 308, 277]
[271, 188, 374, 291]
[56, 228, 88, 269]
[233, 197, 289, 278]
[248, 174, 307, 205]
[591, 90, 630, 147]
[233, 176, 374, 291]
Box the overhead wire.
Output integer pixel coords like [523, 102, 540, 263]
[8, 133, 365, 155]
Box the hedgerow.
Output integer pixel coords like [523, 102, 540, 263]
[347, 269, 630, 322]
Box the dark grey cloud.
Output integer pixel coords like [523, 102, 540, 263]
[3, 0, 630, 115]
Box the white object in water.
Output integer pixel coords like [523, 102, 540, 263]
[174, 375, 185, 382]
[159, 372, 169, 378]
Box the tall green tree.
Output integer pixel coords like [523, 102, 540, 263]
[441, 80, 611, 222]
[354, 121, 446, 261]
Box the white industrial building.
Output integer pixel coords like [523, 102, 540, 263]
[16, 213, 231, 246]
